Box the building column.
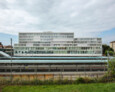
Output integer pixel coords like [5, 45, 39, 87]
[63, 64, 64, 72]
[104, 63, 106, 71]
[49, 64, 51, 72]
[84, 64, 86, 77]
[36, 64, 38, 79]
[20, 65, 21, 72]
[76, 64, 78, 72]
[90, 64, 92, 71]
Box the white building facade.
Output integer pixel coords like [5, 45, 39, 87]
[14, 32, 102, 56]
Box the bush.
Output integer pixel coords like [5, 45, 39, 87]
[75, 77, 85, 84]
[1, 75, 115, 85]
[54, 79, 63, 85]
[0, 79, 11, 85]
[108, 58, 115, 78]
[75, 77, 97, 84]
[63, 79, 73, 84]
[43, 79, 54, 85]
[83, 77, 95, 83]
[20, 80, 31, 85]
[98, 74, 114, 83]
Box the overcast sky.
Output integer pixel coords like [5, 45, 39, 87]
[0, 0, 115, 45]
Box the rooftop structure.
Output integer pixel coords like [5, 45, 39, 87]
[14, 32, 102, 56]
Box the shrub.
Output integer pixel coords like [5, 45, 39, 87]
[43, 79, 54, 85]
[0, 79, 11, 85]
[108, 58, 115, 78]
[20, 80, 31, 85]
[83, 77, 94, 83]
[54, 79, 63, 85]
[75, 77, 85, 84]
[30, 79, 39, 85]
[98, 74, 114, 83]
[75, 77, 97, 84]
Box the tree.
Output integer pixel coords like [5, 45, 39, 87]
[105, 51, 114, 56]
[102, 45, 114, 56]
[108, 58, 115, 78]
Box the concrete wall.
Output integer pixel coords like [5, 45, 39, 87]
[0, 72, 106, 81]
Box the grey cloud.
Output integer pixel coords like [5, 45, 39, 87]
[0, 0, 115, 40]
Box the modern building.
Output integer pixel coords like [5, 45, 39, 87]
[14, 32, 102, 56]
[110, 41, 115, 52]
[0, 33, 107, 80]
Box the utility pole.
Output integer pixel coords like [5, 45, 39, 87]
[10, 38, 13, 83]
[107, 51, 110, 83]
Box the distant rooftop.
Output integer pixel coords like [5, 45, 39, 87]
[110, 41, 115, 43]
[0, 42, 12, 48]
[19, 32, 74, 34]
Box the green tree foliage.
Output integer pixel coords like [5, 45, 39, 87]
[108, 58, 115, 78]
[102, 45, 114, 56]
[105, 51, 114, 56]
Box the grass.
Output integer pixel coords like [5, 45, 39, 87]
[2, 83, 115, 92]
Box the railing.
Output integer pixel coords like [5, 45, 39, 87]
[0, 51, 11, 58]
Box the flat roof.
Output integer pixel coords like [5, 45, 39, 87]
[19, 32, 74, 34]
